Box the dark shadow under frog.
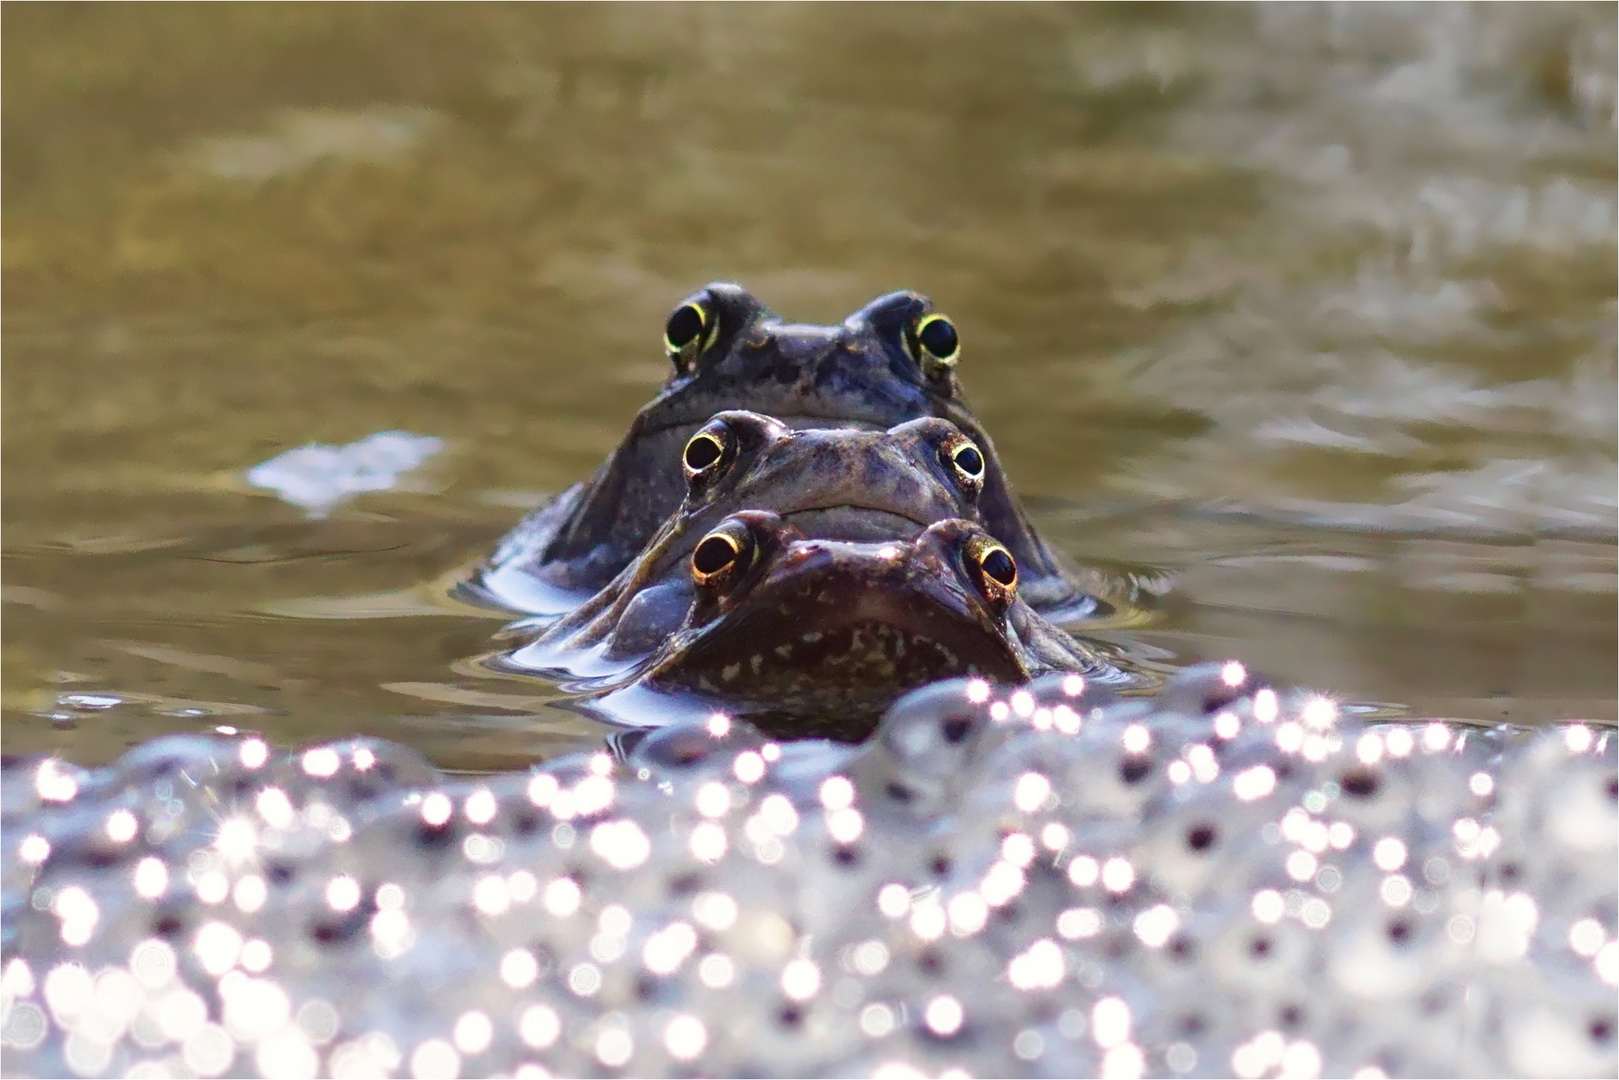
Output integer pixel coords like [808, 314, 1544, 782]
[473, 284, 1105, 621]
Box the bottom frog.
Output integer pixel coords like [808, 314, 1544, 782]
[510, 511, 1133, 741]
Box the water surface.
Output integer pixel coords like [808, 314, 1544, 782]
[5, 4, 1614, 770]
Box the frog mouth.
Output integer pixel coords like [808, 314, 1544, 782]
[777, 504, 937, 541]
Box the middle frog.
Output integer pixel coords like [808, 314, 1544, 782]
[504, 410, 1121, 736]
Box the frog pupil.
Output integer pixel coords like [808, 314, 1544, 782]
[980, 547, 1016, 587]
[666, 303, 706, 351]
[685, 434, 723, 471]
[953, 445, 984, 477]
[694, 535, 739, 575]
[918, 317, 958, 360]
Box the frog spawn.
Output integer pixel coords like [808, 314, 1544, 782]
[2, 665, 1614, 1079]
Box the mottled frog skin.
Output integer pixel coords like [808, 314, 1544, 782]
[476, 284, 1098, 620]
[513, 409, 994, 675]
[571, 512, 1119, 741]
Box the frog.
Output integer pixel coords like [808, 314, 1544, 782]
[570, 511, 1121, 741]
[509, 408, 999, 676]
[474, 283, 1102, 621]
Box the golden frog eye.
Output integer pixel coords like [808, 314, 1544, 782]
[682, 417, 740, 492]
[945, 437, 985, 485]
[665, 299, 716, 371]
[690, 523, 754, 591]
[683, 429, 727, 477]
[964, 535, 1017, 608]
[907, 312, 961, 378]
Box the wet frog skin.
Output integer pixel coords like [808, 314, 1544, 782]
[511, 409, 995, 676]
[577, 512, 1121, 742]
[476, 283, 1098, 619]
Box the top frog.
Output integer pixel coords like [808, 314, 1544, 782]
[475, 284, 1101, 619]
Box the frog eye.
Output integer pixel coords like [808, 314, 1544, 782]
[683, 430, 726, 474]
[906, 312, 961, 379]
[682, 419, 737, 489]
[963, 535, 1017, 609]
[942, 436, 985, 490]
[665, 299, 718, 371]
[691, 523, 755, 590]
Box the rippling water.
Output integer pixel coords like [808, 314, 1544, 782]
[4, 4, 1614, 771]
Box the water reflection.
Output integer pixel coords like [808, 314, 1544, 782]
[3, 4, 1613, 768]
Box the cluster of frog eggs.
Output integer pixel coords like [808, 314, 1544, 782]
[3, 664, 1615, 1079]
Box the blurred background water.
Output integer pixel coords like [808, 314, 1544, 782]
[4, 3, 1614, 771]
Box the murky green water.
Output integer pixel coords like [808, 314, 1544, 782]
[5, 4, 1614, 771]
